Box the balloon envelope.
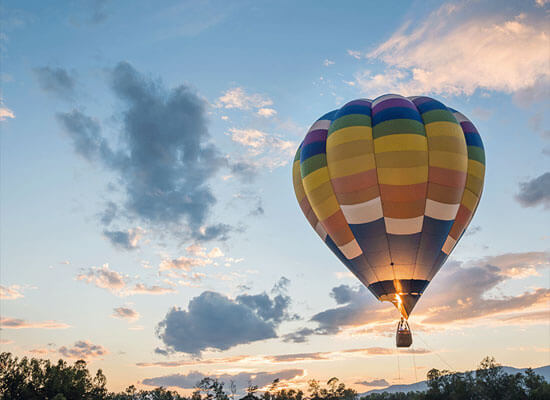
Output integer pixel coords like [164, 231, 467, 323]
[293, 94, 485, 318]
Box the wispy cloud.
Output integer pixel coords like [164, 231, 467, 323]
[1, 317, 70, 330]
[217, 87, 273, 110]
[112, 306, 140, 321]
[33, 66, 76, 100]
[58, 340, 108, 360]
[142, 369, 305, 391]
[77, 263, 175, 296]
[0, 285, 24, 300]
[0, 99, 15, 121]
[356, 3, 550, 96]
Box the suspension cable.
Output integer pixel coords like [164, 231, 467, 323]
[415, 329, 454, 371]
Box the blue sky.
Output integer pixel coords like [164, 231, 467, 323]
[1, 0, 549, 394]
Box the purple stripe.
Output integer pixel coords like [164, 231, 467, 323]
[372, 98, 417, 114]
[344, 99, 372, 107]
[410, 96, 433, 106]
[460, 121, 477, 134]
[303, 129, 327, 146]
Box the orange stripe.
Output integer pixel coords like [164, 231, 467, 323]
[427, 182, 464, 204]
[335, 186, 380, 205]
[330, 169, 378, 193]
[429, 167, 467, 188]
[382, 199, 426, 218]
[379, 183, 427, 202]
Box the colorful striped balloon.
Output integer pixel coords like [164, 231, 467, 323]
[292, 94, 485, 319]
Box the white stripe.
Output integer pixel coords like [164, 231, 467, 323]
[442, 236, 457, 255]
[384, 216, 424, 235]
[425, 199, 460, 221]
[338, 239, 362, 259]
[308, 119, 331, 133]
[452, 111, 469, 123]
[372, 94, 405, 107]
[340, 197, 383, 224]
[314, 222, 328, 241]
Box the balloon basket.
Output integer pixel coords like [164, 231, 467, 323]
[396, 318, 412, 348]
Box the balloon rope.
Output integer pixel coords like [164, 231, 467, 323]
[411, 343, 418, 383]
[415, 330, 454, 371]
[396, 347, 401, 382]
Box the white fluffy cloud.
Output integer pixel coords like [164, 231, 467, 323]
[355, 4, 550, 96]
[217, 87, 273, 110]
[228, 128, 295, 169]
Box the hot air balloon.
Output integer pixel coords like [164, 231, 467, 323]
[292, 94, 485, 347]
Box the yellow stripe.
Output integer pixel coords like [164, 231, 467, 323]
[427, 136, 467, 155]
[425, 121, 466, 138]
[292, 161, 305, 201]
[461, 189, 478, 211]
[466, 175, 483, 196]
[374, 134, 427, 153]
[377, 166, 428, 185]
[328, 154, 376, 178]
[312, 195, 340, 220]
[467, 160, 485, 179]
[326, 126, 373, 148]
[327, 140, 374, 162]
[307, 181, 336, 208]
[302, 167, 331, 192]
[375, 151, 428, 168]
[429, 151, 468, 171]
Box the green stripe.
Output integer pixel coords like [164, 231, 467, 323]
[328, 114, 371, 135]
[422, 109, 458, 125]
[468, 146, 485, 165]
[373, 119, 425, 139]
[293, 147, 302, 162]
[301, 153, 327, 178]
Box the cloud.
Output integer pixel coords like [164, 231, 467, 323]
[58, 340, 108, 360]
[57, 61, 230, 241]
[355, 379, 389, 387]
[156, 282, 296, 355]
[227, 128, 295, 169]
[0, 285, 24, 300]
[357, 4, 550, 96]
[347, 50, 361, 59]
[112, 307, 140, 321]
[257, 107, 277, 117]
[1, 317, 70, 329]
[142, 369, 304, 391]
[137, 347, 429, 368]
[323, 59, 335, 67]
[33, 66, 76, 100]
[285, 252, 549, 340]
[160, 256, 213, 271]
[156, 291, 277, 355]
[88, 0, 110, 24]
[125, 283, 176, 296]
[76, 264, 126, 292]
[0, 104, 15, 121]
[77, 263, 175, 296]
[217, 87, 273, 110]
[516, 172, 550, 209]
[103, 227, 144, 250]
[414, 252, 550, 324]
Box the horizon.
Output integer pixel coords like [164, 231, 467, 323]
[1, 0, 549, 395]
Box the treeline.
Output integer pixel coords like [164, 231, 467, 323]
[1, 352, 548, 400]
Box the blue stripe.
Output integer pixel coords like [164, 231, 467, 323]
[465, 133, 484, 148]
[300, 141, 325, 161]
[416, 100, 447, 114]
[372, 107, 423, 126]
[335, 104, 372, 119]
[318, 110, 339, 122]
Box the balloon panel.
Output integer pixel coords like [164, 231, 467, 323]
[293, 95, 485, 318]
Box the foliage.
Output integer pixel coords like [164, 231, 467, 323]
[1, 353, 548, 400]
